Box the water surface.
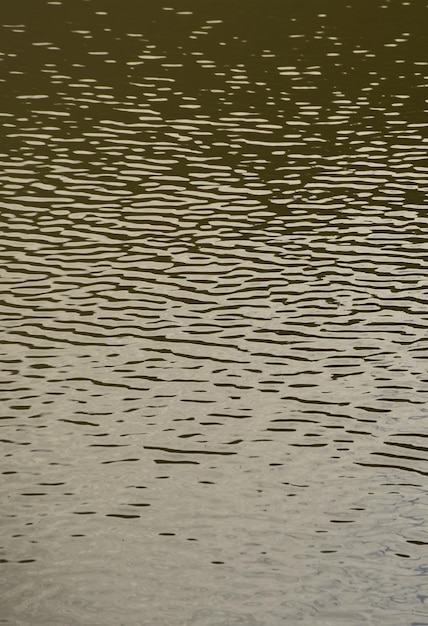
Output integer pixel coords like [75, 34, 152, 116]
[1, 1, 428, 624]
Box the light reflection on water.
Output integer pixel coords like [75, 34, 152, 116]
[1, 0, 428, 624]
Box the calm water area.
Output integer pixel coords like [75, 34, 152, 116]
[1, 1, 428, 624]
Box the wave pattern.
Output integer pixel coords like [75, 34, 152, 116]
[1, 1, 428, 624]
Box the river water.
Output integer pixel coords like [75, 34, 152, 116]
[1, 1, 428, 624]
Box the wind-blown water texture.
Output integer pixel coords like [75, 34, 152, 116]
[1, 1, 428, 624]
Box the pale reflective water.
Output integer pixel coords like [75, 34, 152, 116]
[1, 1, 428, 624]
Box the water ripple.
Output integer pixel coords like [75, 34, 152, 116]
[2, 1, 428, 624]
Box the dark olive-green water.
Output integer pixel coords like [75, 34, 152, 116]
[1, 1, 428, 624]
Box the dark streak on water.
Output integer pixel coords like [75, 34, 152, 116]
[1, 1, 428, 624]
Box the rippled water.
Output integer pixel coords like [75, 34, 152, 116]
[1, 1, 428, 624]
